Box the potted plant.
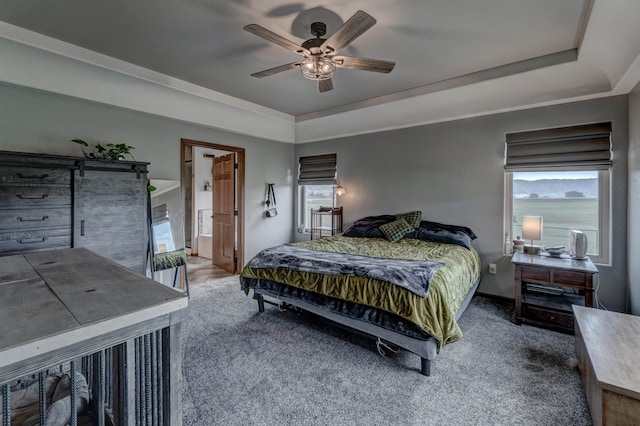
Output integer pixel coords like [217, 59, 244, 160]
[71, 139, 135, 161]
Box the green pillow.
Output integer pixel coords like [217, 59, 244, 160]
[380, 218, 414, 243]
[396, 211, 422, 228]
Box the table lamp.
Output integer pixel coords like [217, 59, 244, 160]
[522, 215, 543, 255]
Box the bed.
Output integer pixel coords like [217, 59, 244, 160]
[240, 212, 481, 376]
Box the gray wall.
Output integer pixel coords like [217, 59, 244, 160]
[0, 83, 295, 263]
[1, 82, 632, 311]
[629, 90, 640, 314]
[295, 96, 629, 312]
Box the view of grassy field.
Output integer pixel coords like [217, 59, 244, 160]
[512, 198, 598, 252]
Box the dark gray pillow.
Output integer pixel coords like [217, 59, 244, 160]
[413, 228, 473, 250]
[419, 220, 477, 240]
[342, 215, 396, 238]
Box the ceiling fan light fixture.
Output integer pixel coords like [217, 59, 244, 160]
[300, 56, 335, 81]
[245, 11, 393, 92]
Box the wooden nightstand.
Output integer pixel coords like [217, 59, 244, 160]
[512, 252, 598, 334]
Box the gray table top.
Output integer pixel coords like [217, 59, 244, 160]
[0, 248, 187, 370]
[511, 251, 598, 274]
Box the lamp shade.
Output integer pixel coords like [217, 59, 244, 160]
[522, 215, 543, 241]
[334, 185, 346, 196]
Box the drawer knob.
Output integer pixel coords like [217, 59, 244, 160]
[17, 172, 49, 179]
[549, 316, 555, 321]
[17, 215, 49, 222]
[16, 194, 49, 199]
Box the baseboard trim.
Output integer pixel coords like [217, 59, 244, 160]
[476, 291, 514, 303]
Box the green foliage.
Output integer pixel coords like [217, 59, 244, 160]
[71, 139, 135, 161]
[154, 250, 187, 271]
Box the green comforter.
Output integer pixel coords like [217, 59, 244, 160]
[240, 235, 481, 349]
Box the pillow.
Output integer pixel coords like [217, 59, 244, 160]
[413, 228, 473, 250]
[379, 218, 415, 243]
[396, 211, 422, 228]
[419, 220, 478, 240]
[342, 215, 396, 238]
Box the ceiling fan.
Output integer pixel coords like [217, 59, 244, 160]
[244, 10, 396, 92]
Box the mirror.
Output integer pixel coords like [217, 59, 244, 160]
[149, 179, 188, 290]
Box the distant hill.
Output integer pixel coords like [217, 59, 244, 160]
[513, 178, 597, 199]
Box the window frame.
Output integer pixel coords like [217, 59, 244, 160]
[504, 169, 610, 265]
[298, 184, 336, 234]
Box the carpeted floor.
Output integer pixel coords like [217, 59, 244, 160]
[181, 276, 591, 425]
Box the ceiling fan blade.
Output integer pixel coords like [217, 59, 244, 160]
[318, 78, 334, 92]
[251, 62, 300, 78]
[244, 24, 311, 56]
[320, 10, 376, 55]
[333, 56, 395, 73]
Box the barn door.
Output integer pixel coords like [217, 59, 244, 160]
[212, 153, 236, 273]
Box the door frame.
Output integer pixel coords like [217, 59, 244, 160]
[180, 138, 245, 273]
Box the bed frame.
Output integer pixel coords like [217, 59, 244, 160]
[251, 276, 481, 377]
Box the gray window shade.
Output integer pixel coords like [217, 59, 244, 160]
[298, 153, 337, 185]
[152, 203, 169, 223]
[505, 122, 612, 171]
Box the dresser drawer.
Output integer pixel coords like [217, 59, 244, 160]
[0, 166, 71, 185]
[523, 304, 575, 330]
[0, 185, 71, 207]
[551, 270, 585, 286]
[521, 266, 550, 283]
[0, 207, 72, 231]
[0, 228, 72, 254]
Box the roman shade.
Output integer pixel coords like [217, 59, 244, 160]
[505, 122, 612, 171]
[298, 153, 337, 185]
[152, 203, 169, 223]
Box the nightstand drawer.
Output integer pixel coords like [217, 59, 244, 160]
[551, 270, 585, 286]
[521, 266, 550, 282]
[523, 305, 574, 330]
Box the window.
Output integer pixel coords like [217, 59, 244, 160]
[297, 153, 338, 233]
[505, 170, 610, 264]
[299, 185, 335, 232]
[504, 122, 611, 264]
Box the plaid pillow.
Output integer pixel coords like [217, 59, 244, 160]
[379, 218, 414, 243]
[396, 211, 422, 228]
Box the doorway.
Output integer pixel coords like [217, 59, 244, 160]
[181, 138, 245, 274]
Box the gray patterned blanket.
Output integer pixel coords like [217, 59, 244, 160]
[247, 244, 445, 298]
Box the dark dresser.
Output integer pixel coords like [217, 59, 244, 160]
[0, 150, 150, 274]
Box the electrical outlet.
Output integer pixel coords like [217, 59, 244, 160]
[488, 263, 497, 274]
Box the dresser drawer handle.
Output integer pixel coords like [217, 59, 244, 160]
[17, 215, 49, 222]
[18, 237, 48, 244]
[549, 315, 555, 321]
[16, 194, 49, 200]
[17, 172, 50, 179]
